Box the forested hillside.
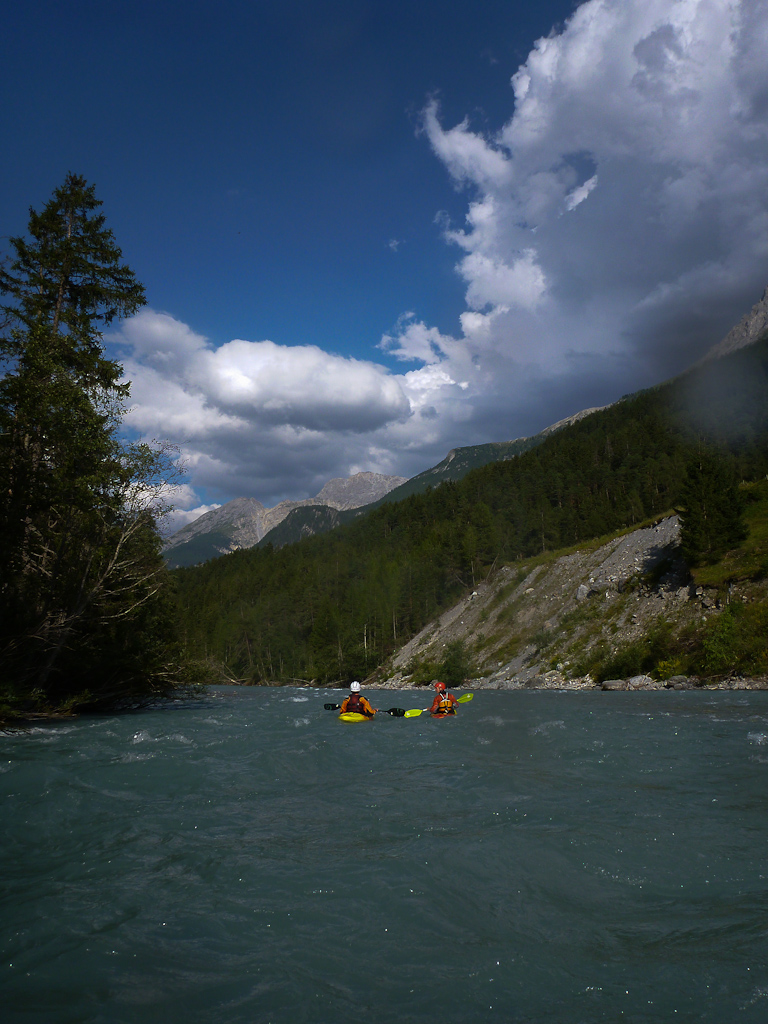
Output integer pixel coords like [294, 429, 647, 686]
[174, 337, 768, 685]
[255, 418, 597, 551]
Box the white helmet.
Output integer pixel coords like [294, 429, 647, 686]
[350, 681, 361, 692]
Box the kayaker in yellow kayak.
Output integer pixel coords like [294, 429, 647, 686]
[340, 681, 376, 718]
[430, 680, 459, 716]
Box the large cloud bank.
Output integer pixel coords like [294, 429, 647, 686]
[117, 309, 471, 522]
[120, 0, 768, 521]
[409, 0, 768, 414]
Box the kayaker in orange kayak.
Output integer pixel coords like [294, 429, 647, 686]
[340, 681, 376, 718]
[430, 681, 459, 716]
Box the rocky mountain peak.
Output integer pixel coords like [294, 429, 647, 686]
[702, 286, 768, 362]
[539, 406, 608, 435]
[164, 472, 407, 564]
[314, 471, 407, 510]
[164, 497, 266, 552]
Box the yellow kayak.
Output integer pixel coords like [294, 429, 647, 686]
[338, 712, 373, 722]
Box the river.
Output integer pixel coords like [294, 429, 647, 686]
[2, 686, 767, 1023]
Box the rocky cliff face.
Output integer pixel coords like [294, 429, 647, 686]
[538, 405, 608, 436]
[164, 472, 406, 565]
[313, 472, 407, 510]
[701, 286, 768, 362]
[164, 497, 268, 552]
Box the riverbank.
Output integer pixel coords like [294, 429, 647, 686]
[365, 674, 768, 691]
[373, 503, 768, 690]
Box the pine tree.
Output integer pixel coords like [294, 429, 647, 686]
[0, 174, 182, 715]
[678, 450, 748, 566]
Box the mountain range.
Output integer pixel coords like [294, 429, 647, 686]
[166, 284, 768, 571]
[164, 472, 406, 568]
[165, 405, 608, 568]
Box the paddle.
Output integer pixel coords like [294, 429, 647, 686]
[323, 703, 406, 717]
[403, 693, 474, 718]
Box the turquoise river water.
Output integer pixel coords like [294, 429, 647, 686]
[2, 686, 768, 1023]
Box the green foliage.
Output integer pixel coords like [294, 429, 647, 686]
[574, 618, 675, 682]
[494, 599, 522, 626]
[0, 175, 183, 717]
[407, 639, 473, 687]
[693, 478, 768, 586]
[654, 657, 687, 680]
[488, 634, 521, 666]
[489, 573, 526, 608]
[407, 656, 442, 686]
[569, 595, 768, 683]
[678, 450, 747, 565]
[439, 639, 472, 687]
[699, 609, 738, 674]
[167, 529, 238, 569]
[594, 642, 647, 681]
[692, 602, 768, 676]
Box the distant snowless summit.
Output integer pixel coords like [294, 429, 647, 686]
[311, 472, 407, 510]
[163, 472, 407, 558]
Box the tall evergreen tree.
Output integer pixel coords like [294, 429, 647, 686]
[0, 174, 182, 715]
[678, 450, 748, 566]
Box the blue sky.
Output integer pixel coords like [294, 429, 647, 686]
[3, 0, 768, 528]
[2, 1, 572, 350]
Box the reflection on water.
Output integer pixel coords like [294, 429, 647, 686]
[2, 687, 768, 1023]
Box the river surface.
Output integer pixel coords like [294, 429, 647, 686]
[2, 687, 768, 1023]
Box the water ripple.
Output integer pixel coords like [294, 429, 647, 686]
[2, 687, 768, 1023]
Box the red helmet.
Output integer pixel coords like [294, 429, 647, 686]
[434, 681, 446, 692]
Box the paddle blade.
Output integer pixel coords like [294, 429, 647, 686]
[324, 703, 341, 710]
[385, 708, 406, 717]
[404, 708, 425, 718]
[457, 693, 474, 704]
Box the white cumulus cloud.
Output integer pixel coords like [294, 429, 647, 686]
[114, 309, 471, 511]
[418, 0, 768, 394]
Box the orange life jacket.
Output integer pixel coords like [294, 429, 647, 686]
[346, 692, 373, 716]
[434, 695, 456, 715]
